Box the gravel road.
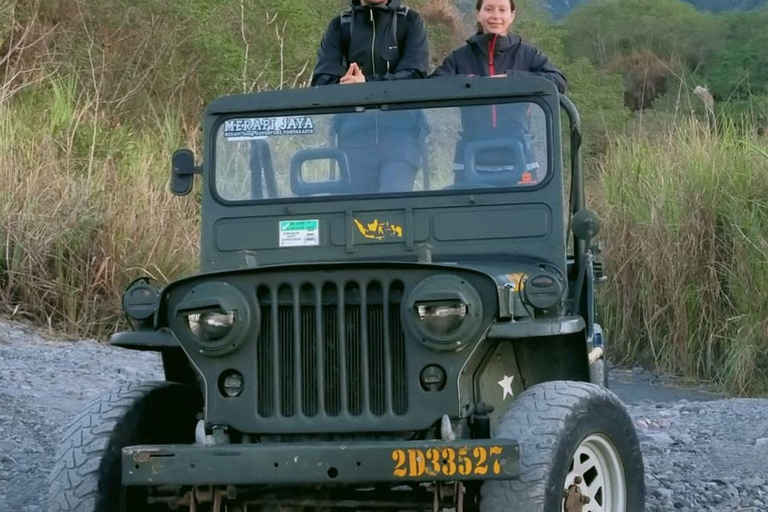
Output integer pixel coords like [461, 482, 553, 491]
[1, 318, 767, 512]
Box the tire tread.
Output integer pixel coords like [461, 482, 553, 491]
[47, 381, 178, 512]
[480, 381, 641, 512]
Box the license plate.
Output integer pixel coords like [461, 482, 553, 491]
[391, 445, 506, 478]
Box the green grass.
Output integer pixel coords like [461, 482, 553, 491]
[596, 114, 768, 395]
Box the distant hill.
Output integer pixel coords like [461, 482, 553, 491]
[545, 0, 768, 18]
[456, 0, 768, 19]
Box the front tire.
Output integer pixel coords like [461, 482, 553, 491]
[48, 381, 202, 512]
[480, 381, 644, 512]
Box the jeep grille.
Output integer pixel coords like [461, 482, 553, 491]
[255, 280, 408, 419]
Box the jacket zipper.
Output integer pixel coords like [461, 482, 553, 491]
[489, 34, 498, 128]
[371, 8, 379, 143]
[370, 9, 377, 75]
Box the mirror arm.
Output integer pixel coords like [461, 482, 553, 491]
[570, 211, 601, 318]
[175, 165, 202, 177]
[561, 95, 590, 316]
[572, 237, 591, 317]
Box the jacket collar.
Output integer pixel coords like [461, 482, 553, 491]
[467, 32, 521, 53]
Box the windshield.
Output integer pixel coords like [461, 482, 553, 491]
[215, 101, 550, 202]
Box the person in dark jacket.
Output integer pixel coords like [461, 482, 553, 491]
[431, 0, 566, 91]
[432, 0, 566, 186]
[312, 0, 429, 86]
[310, 0, 430, 194]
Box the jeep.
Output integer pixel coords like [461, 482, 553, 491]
[49, 75, 645, 512]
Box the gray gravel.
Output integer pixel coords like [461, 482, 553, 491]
[0, 319, 162, 512]
[1, 318, 767, 512]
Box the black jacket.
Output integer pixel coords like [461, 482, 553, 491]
[431, 34, 565, 175]
[311, 0, 429, 86]
[431, 33, 567, 93]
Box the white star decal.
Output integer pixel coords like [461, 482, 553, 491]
[498, 375, 515, 400]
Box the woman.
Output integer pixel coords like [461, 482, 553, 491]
[432, 0, 566, 91]
[432, 0, 566, 186]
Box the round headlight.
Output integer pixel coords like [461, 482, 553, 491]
[416, 301, 468, 335]
[405, 275, 484, 351]
[174, 281, 253, 357]
[188, 311, 235, 341]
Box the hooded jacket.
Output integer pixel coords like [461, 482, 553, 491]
[431, 33, 567, 93]
[311, 0, 429, 86]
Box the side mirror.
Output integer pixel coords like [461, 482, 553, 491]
[171, 149, 200, 196]
[571, 209, 601, 241]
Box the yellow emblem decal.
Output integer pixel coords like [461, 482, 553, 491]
[506, 273, 525, 292]
[354, 218, 404, 240]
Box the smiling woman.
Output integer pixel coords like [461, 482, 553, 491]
[475, 0, 516, 35]
[431, 0, 566, 94]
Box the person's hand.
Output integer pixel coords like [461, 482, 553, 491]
[340, 63, 366, 84]
[340, 64, 355, 84]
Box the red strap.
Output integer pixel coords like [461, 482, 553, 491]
[489, 35, 498, 128]
[488, 34, 497, 75]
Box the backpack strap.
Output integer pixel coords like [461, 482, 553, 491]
[340, 8, 353, 69]
[391, 6, 410, 50]
[340, 5, 411, 64]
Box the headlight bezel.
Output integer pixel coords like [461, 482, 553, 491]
[174, 281, 253, 357]
[404, 275, 484, 351]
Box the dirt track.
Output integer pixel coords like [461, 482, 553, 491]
[1, 318, 767, 512]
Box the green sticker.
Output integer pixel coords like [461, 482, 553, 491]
[279, 220, 319, 247]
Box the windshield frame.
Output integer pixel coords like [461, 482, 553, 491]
[208, 95, 556, 207]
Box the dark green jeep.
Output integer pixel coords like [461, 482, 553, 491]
[49, 76, 645, 512]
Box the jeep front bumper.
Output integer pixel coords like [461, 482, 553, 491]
[122, 439, 519, 486]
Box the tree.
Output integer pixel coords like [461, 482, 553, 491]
[701, 9, 768, 100]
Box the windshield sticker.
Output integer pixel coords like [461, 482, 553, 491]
[279, 220, 319, 247]
[354, 219, 404, 241]
[224, 117, 315, 140]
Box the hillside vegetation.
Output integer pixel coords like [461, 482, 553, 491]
[1, 0, 766, 394]
[503, 0, 768, 19]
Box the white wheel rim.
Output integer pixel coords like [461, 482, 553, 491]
[562, 434, 627, 512]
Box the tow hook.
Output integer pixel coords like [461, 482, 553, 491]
[563, 476, 591, 512]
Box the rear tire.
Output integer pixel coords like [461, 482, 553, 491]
[48, 381, 202, 512]
[480, 381, 644, 512]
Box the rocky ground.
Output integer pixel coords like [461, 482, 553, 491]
[612, 371, 768, 511]
[1, 318, 767, 512]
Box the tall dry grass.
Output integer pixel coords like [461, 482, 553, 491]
[596, 114, 768, 395]
[0, 75, 199, 335]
